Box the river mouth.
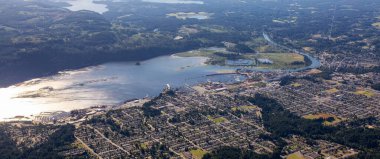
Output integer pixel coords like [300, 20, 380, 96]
[0, 36, 320, 120]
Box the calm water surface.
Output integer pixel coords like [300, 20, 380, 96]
[0, 56, 243, 119]
[65, 0, 108, 14]
[64, 0, 204, 14]
[0, 42, 321, 119]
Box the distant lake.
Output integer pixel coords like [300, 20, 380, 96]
[167, 12, 213, 20]
[0, 55, 245, 119]
[65, 0, 108, 14]
[142, 0, 204, 4]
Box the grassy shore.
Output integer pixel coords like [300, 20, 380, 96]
[176, 48, 307, 69]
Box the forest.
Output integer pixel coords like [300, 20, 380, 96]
[1, 0, 378, 86]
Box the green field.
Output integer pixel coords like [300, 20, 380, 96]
[176, 48, 247, 66]
[253, 53, 306, 69]
[140, 142, 148, 150]
[325, 88, 339, 93]
[287, 152, 305, 159]
[190, 149, 208, 159]
[207, 116, 227, 123]
[177, 48, 307, 70]
[354, 90, 374, 97]
[303, 113, 342, 126]
[176, 49, 218, 57]
[291, 82, 302, 87]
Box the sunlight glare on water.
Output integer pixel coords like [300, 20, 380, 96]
[0, 55, 241, 119]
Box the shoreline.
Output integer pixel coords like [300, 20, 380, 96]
[0, 47, 198, 88]
[0, 43, 321, 121]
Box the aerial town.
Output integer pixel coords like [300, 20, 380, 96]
[0, 0, 380, 158]
[1, 68, 379, 159]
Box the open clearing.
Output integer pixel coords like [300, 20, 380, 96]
[254, 53, 306, 69]
[176, 49, 219, 57]
[231, 105, 258, 112]
[291, 82, 302, 87]
[354, 90, 374, 97]
[306, 69, 322, 75]
[287, 151, 305, 159]
[140, 142, 148, 150]
[207, 116, 227, 123]
[303, 113, 342, 126]
[190, 149, 207, 159]
[372, 22, 380, 29]
[178, 49, 307, 69]
[326, 88, 339, 93]
[256, 53, 304, 63]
